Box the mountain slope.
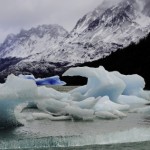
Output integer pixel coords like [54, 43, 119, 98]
[58, 0, 150, 63]
[0, 0, 150, 81]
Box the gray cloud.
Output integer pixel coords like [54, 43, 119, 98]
[0, 0, 125, 42]
[0, 0, 106, 42]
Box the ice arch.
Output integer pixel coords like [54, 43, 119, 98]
[63, 66, 126, 101]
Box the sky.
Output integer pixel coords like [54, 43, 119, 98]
[0, 0, 105, 43]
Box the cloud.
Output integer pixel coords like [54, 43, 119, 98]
[0, 0, 123, 42]
[2, 0, 106, 28]
[0, 0, 106, 42]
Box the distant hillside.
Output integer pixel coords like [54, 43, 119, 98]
[62, 33, 150, 89]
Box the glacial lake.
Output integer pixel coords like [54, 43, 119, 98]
[0, 86, 150, 150]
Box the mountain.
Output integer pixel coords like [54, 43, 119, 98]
[0, 24, 68, 61]
[59, 0, 150, 62]
[0, 0, 150, 81]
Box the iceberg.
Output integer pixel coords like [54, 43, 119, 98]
[63, 66, 126, 101]
[0, 66, 150, 128]
[0, 74, 38, 128]
[19, 74, 66, 86]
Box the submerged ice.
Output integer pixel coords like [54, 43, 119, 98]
[0, 66, 150, 128]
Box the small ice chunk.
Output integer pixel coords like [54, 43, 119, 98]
[31, 113, 71, 121]
[37, 98, 69, 114]
[36, 75, 66, 86]
[117, 95, 148, 106]
[38, 86, 71, 100]
[72, 97, 99, 109]
[95, 111, 118, 119]
[19, 74, 66, 86]
[130, 106, 150, 113]
[65, 105, 95, 120]
[110, 109, 127, 118]
[93, 96, 129, 112]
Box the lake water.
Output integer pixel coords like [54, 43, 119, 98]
[0, 86, 150, 150]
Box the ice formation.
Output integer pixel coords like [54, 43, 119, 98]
[64, 66, 126, 101]
[18, 74, 66, 86]
[0, 66, 150, 128]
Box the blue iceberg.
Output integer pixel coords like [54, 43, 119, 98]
[18, 75, 66, 86]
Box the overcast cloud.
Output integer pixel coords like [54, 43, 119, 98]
[0, 0, 148, 43]
[0, 0, 105, 42]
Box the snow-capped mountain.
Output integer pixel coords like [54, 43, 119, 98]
[56, 0, 150, 63]
[0, 24, 68, 60]
[0, 0, 150, 79]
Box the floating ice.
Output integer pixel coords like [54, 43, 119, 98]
[37, 86, 70, 100]
[63, 66, 126, 101]
[0, 66, 150, 128]
[31, 112, 71, 121]
[19, 74, 66, 86]
[37, 98, 69, 114]
[65, 105, 95, 120]
[0, 74, 38, 128]
[93, 96, 129, 112]
[93, 96, 128, 118]
[117, 95, 148, 106]
[71, 97, 98, 109]
[130, 106, 150, 113]
[112, 71, 145, 96]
